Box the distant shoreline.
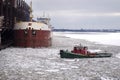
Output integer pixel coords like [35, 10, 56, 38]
[53, 29, 120, 32]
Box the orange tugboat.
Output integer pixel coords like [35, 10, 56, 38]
[13, 1, 52, 47]
[60, 44, 112, 58]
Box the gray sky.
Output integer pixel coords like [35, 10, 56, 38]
[25, 0, 120, 29]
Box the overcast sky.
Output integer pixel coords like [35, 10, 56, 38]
[25, 0, 120, 29]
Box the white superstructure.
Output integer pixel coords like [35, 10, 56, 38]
[14, 22, 51, 31]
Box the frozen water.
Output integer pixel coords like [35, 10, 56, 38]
[55, 32, 120, 46]
[116, 53, 120, 59]
[0, 32, 120, 80]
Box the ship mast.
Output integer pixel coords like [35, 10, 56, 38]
[30, 1, 33, 21]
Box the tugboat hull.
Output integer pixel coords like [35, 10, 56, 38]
[60, 50, 112, 58]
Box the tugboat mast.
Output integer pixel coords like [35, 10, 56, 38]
[30, 1, 33, 21]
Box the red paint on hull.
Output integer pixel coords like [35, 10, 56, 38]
[14, 29, 52, 47]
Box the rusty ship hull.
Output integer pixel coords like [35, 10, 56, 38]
[13, 21, 52, 48]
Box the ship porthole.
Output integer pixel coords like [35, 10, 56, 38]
[24, 30, 28, 35]
[32, 30, 36, 35]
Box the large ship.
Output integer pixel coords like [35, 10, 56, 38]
[13, 1, 52, 47]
